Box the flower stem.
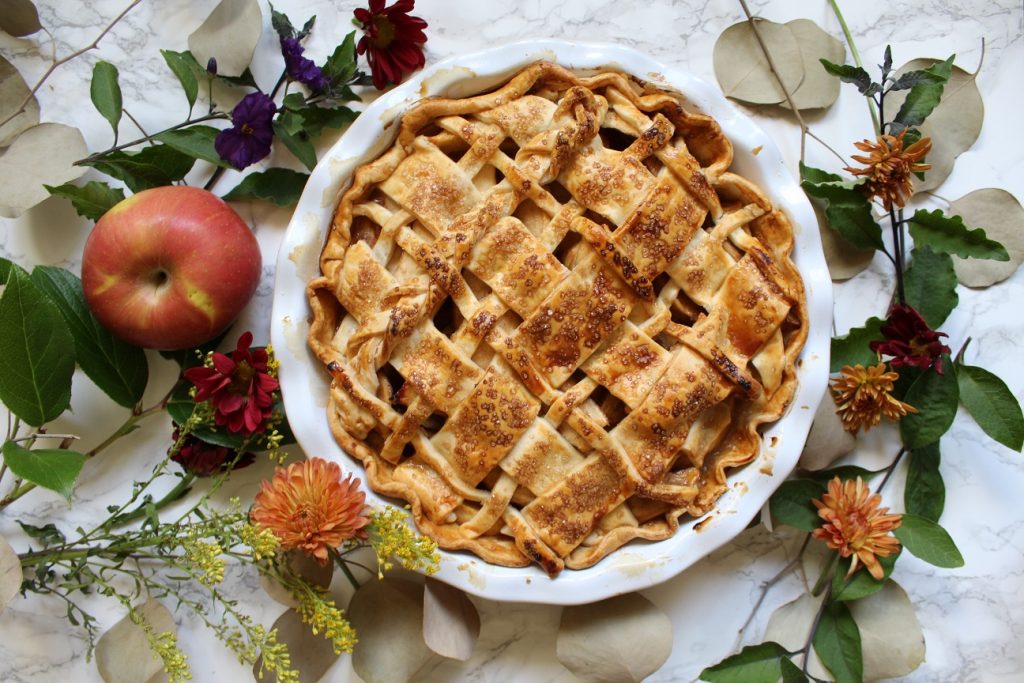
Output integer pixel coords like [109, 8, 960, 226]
[112, 472, 197, 526]
[330, 547, 362, 590]
[811, 552, 838, 597]
[828, 0, 880, 133]
[889, 208, 906, 303]
[876, 447, 907, 494]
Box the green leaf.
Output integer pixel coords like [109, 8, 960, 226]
[699, 642, 792, 683]
[270, 6, 296, 39]
[808, 465, 879, 484]
[832, 550, 900, 602]
[903, 245, 958, 328]
[770, 479, 825, 532]
[160, 49, 200, 110]
[0, 264, 75, 426]
[830, 317, 884, 373]
[0, 257, 13, 284]
[893, 55, 954, 129]
[894, 513, 964, 568]
[159, 330, 229, 369]
[799, 163, 842, 184]
[812, 601, 862, 683]
[154, 125, 232, 169]
[2, 441, 86, 500]
[273, 118, 317, 170]
[907, 209, 1009, 261]
[283, 92, 305, 111]
[17, 521, 66, 546]
[779, 657, 808, 683]
[957, 364, 1024, 451]
[30, 267, 148, 409]
[90, 61, 122, 138]
[223, 168, 309, 207]
[217, 68, 260, 89]
[889, 69, 944, 91]
[819, 59, 874, 94]
[900, 362, 959, 449]
[800, 163, 883, 251]
[323, 31, 359, 92]
[82, 145, 196, 192]
[905, 444, 945, 521]
[291, 105, 358, 137]
[44, 181, 126, 221]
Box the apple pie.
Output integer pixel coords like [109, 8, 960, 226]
[307, 61, 807, 575]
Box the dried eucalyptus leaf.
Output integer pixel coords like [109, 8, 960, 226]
[765, 593, 832, 680]
[800, 391, 857, 471]
[187, 0, 263, 78]
[96, 598, 175, 683]
[0, 0, 42, 36]
[253, 608, 339, 683]
[259, 550, 334, 607]
[0, 55, 41, 147]
[849, 580, 925, 680]
[349, 578, 435, 683]
[783, 19, 844, 111]
[0, 123, 87, 218]
[0, 534, 22, 615]
[556, 592, 673, 683]
[713, 19, 804, 105]
[950, 188, 1024, 287]
[888, 59, 983, 193]
[423, 577, 480, 661]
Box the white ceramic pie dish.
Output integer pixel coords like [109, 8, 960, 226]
[271, 39, 832, 605]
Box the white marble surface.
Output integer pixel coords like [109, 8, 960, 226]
[1, 1, 1022, 682]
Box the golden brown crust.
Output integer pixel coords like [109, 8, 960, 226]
[307, 61, 807, 575]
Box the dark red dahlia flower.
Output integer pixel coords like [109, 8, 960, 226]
[870, 303, 952, 373]
[354, 0, 428, 90]
[184, 332, 280, 435]
[171, 426, 255, 477]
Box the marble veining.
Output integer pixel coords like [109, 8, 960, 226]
[1, 1, 1022, 681]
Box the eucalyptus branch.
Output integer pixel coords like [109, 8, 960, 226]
[800, 582, 833, 676]
[0, 0, 143, 129]
[75, 113, 229, 165]
[827, 0, 880, 133]
[733, 533, 811, 651]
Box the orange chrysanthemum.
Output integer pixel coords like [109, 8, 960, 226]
[250, 458, 370, 564]
[812, 476, 902, 580]
[830, 362, 917, 434]
[845, 129, 932, 210]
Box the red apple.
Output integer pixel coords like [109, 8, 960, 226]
[81, 186, 262, 350]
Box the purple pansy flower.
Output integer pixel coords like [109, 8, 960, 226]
[214, 92, 277, 170]
[281, 36, 329, 92]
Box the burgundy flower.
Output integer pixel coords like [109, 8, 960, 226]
[214, 92, 277, 170]
[870, 303, 952, 373]
[281, 36, 329, 92]
[354, 0, 428, 90]
[184, 332, 280, 436]
[171, 427, 255, 477]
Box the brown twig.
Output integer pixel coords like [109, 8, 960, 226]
[737, 0, 808, 161]
[0, 0, 143, 129]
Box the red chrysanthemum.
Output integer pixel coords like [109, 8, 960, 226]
[184, 332, 279, 436]
[354, 0, 428, 90]
[250, 458, 371, 564]
[870, 303, 952, 374]
[170, 426, 254, 477]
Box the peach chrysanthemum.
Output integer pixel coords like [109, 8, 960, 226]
[250, 458, 370, 564]
[844, 129, 932, 211]
[830, 362, 917, 434]
[812, 477, 902, 580]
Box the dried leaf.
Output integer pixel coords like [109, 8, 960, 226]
[187, 0, 263, 78]
[889, 59, 983, 193]
[765, 593, 832, 680]
[422, 577, 480, 661]
[349, 578, 435, 683]
[0, 0, 41, 36]
[96, 598, 176, 683]
[848, 581, 926, 679]
[253, 608, 338, 683]
[713, 19, 804, 105]
[800, 392, 857, 470]
[782, 19, 844, 111]
[0, 534, 22, 616]
[556, 592, 672, 683]
[949, 189, 1024, 287]
[0, 55, 41, 147]
[259, 550, 334, 607]
[0, 123, 87, 217]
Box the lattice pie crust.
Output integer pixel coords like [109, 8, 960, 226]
[307, 62, 807, 575]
